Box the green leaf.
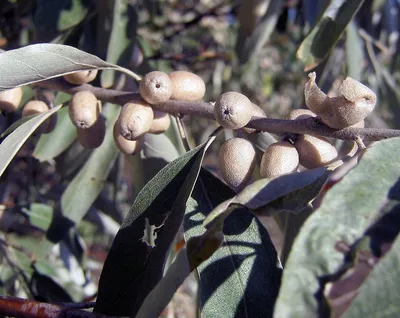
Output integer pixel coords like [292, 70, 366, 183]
[297, 0, 365, 71]
[23, 203, 53, 231]
[274, 137, 400, 317]
[0, 114, 37, 139]
[33, 107, 77, 162]
[345, 21, 363, 81]
[101, 0, 137, 88]
[235, 0, 285, 64]
[136, 247, 191, 318]
[185, 169, 282, 317]
[204, 167, 328, 228]
[94, 135, 217, 316]
[0, 44, 118, 91]
[36, 104, 120, 256]
[343, 208, 400, 317]
[35, 0, 89, 34]
[141, 133, 180, 183]
[0, 105, 62, 177]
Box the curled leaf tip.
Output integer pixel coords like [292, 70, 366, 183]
[308, 72, 317, 81]
[304, 72, 327, 114]
[303, 73, 377, 129]
[339, 77, 377, 108]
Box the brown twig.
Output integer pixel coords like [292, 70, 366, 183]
[33, 78, 400, 141]
[0, 296, 117, 318]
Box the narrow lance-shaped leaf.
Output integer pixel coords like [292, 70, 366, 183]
[297, 0, 365, 71]
[274, 137, 400, 317]
[35, 104, 120, 258]
[101, 0, 137, 88]
[94, 134, 218, 316]
[185, 168, 283, 317]
[0, 44, 140, 91]
[204, 167, 328, 229]
[235, 0, 284, 64]
[33, 106, 77, 162]
[0, 105, 62, 177]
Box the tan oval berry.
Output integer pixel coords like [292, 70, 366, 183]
[218, 137, 256, 191]
[77, 116, 106, 149]
[285, 108, 316, 120]
[113, 120, 144, 155]
[64, 70, 98, 85]
[69, 91, 101, 129]
[0, 87, 22, 112]
[260, 141, 299, 178]
[242, 103, 267, 134]
[118, 100, 154, 140]
[169, 71, 206, 101]
[148, 111, 171, 134]
[214, 92, 253, 129]
[22, 100, 57, 134]
[22, 100, 49, 117]
[139, 71, 172, 105]
[294, 134, 338, 169]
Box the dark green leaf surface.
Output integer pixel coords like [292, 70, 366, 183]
[35, 0, 88, 34]
[33, 107, 77, 162]
[0, 44, 115, 91]
[0, 105, 62, 177]
[185, 169, 282, 318]
[274, 137, 400, 317]
[297, 0, 365, 71]
[94, 135, 216, 316]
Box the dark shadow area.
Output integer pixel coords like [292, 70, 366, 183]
[185, 168, 283, 318]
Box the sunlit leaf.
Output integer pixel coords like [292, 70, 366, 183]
[0, 44, 121, 91]
[0, 105, 62, 177]
[274, 137, 400, 317]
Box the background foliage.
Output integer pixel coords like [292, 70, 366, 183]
[1, 0, 400, 317]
